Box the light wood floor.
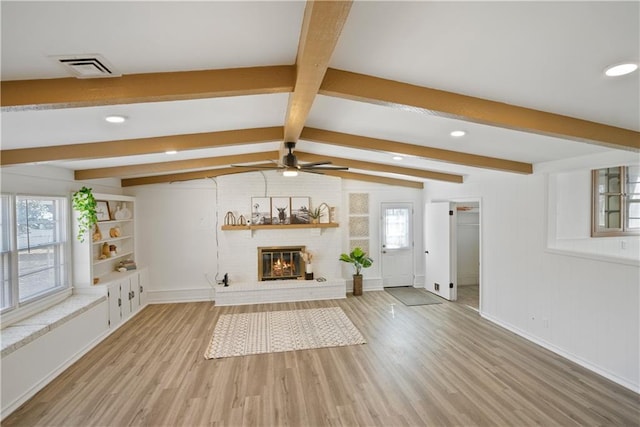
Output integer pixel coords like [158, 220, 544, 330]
[4, 291, 639, 426]
[456, 285, 479, 310]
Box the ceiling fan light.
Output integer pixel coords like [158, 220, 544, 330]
[283, 170, 298, 177]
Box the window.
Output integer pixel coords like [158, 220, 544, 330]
[592, 166, 640, 236]
[382, 206, 411, 249]
[1, 194, 69, 312]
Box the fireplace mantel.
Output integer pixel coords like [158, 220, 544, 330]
[221, 223, 338, 231]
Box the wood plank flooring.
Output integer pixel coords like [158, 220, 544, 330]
[4, 291, 639, 426]
[456, 285, 479, 310]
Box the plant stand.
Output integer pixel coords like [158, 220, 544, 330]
[353, 274, 363, 296]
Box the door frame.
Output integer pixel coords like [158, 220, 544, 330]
[428, 197, 482, 313]
[380, 202, 415, 288]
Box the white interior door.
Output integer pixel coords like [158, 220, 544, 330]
[381, 203, 414, 287]
[424, 202, 457, 300]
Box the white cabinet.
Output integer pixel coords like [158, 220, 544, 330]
[105, 269, 147, 329]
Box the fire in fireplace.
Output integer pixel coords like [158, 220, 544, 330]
[258, 246, 305, 281]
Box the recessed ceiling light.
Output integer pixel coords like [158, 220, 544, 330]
[450, 130, 466, 137]
[393, 156, 403, 161]
[604, 62, 638, 77]
[105, 115, 127, 123]
[165, 150, 177, 155]
[283, 170, 298, 177]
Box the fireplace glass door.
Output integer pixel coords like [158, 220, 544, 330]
[258, 246, 305, 280]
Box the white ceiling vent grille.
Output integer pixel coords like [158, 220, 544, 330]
[51, 54, 121, 79]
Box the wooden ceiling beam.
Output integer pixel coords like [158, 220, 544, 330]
[320, 68, 640, 151]
[1, 65, 295, 110]
[1, 126, 283, 166]
[75, 151, 280, 180]
[323, 170, 424, 189]
[121, 166, 267, 187]
[283, 0, 352, 142]
[296, 151, 463, 183]
[301, 127, 532, 174]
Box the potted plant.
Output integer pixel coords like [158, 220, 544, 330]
[308, 207, 323, 224]
[72, 187, 98, 242]
[339, 247, 373, 296]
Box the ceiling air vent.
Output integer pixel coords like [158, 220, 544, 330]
[51, 54, 121, 79]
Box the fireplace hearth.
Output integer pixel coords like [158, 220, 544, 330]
[258, 246, 305, 281]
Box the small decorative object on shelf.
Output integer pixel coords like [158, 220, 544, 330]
[102, 242, 110, 258]
[308, 207, 323, 224]
[93, 277, 100, 285]
[117, 259, 137, 272]
[109, 226, 121, 238]
[109, 244, 117, 257]
[224, 211, 236, 225]
[114, 203, 132, 220]
[300, 249, 314, 279]
[238, 215, 247, 226]
[92, 224, 102, 242]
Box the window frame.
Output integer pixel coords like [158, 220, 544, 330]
[591, 166, 640, 237]
[1, 193, 71, 316]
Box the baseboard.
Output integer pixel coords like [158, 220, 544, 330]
[147, 288, 214, 304]
[481, 312, 640, 394]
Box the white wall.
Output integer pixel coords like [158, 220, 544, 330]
[127, 172, 425, 300]
[425, 169, 640, 392]
[341, 180, 425, 289]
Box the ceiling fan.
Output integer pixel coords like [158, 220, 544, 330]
[232, 142, 348, 176]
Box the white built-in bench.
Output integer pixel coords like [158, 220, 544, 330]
[1, 294, 109, 418]
[215, 278, 346, 306]
[1, 294, 106, 357]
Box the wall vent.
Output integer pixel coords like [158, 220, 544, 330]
[51, 54, 121, 79]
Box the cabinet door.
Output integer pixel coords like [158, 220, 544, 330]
[129, 274, 140, 314]
[119, 279, 132, 319]
[108, 284, 122, 329]
[138, 269, 148, 307]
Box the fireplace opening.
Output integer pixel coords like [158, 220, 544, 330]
[258, 246, 305, 281]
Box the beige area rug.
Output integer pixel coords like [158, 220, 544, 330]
[204, 307, 366, 359]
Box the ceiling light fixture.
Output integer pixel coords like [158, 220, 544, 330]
[165, 150, 177, 155]
[393, 156, 403, 161]
[604, 62, 638, 77]
[283, 169, 298, 177]
[450, 130, 466, 137]
[105, 115, 127, 124]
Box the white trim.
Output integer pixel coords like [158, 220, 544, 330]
[544, 248, 640, 267]
[147, 288, 214, 304]
[481, 312, 640, 394]
[1, 288, 72, 327]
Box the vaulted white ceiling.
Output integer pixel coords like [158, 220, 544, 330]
[1, 1, 638, 188]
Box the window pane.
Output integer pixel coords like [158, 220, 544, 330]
[384, 208, 410, 249]
[626, 166, 640, 230]
[0, 195, 11, 310]
[16, 196, 67, 302]
[18, 245, 64, 301]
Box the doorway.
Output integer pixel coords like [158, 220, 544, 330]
[455, 202, 480, 310]
[381, 202, 414, 287]
[424, 200, 481, 310]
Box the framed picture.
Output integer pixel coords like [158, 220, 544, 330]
[251, 197, 271, 225]
[95, 201, 111, 221]
[290, 197, 310, 224]
[270, 197, 290, 225]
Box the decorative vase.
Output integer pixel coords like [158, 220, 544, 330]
[352, 274, 363, 296]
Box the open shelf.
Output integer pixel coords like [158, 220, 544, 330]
[222, 223, 339, 231]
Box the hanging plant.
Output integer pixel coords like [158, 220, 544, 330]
[72, 187, 98, 242]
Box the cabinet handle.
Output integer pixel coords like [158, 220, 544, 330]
[118, 298, 121, 307]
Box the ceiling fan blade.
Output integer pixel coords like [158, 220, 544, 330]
[230, 164, 283, 170]
[300, 161, 332, 168]
[305, 166, 349, 171]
